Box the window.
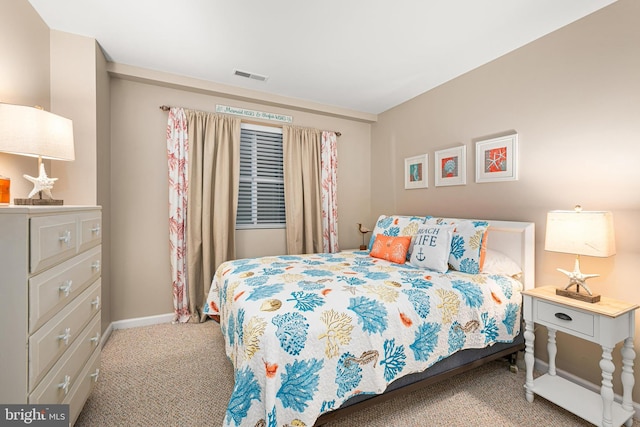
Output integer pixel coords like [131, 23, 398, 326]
[236, 123, 285, 229]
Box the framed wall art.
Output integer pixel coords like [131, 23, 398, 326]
[404, 154, 428, 189]
[435, 145, 466, 187]
[475, 134, 518, 183]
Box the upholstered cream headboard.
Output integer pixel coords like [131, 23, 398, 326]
[483, 220, 535, 290]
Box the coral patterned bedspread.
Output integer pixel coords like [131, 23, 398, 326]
[204, 250, 523, 427]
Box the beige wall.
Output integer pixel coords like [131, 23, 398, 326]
[109, 75, 372, 321]
[0, 0, 50, 198]
[50, 31, 98, 205]
[372, 0, 640, 400]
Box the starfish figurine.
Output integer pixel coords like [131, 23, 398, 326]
[24, 163, 57, 199]
[558, 256, 600, 295]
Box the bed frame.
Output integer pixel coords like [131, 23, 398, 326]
[315, 219, 535, 426]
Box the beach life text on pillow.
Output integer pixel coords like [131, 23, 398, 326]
[409, 223, 454, 273]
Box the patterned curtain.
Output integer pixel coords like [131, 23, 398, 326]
[166, 107, 190, 322]
[321, 131, 339, 253]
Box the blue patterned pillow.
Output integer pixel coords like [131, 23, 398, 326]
[425, 218, 489, 274]
[367, 215, 429, 260]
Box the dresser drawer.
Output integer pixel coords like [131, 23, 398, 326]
[29, 246, 102, 333]
[66, 346, 101, 426]
[78, 212, 102, 253]
[29, 280, 101, 390]
[30, 214, 79, 274]
[29, 315, 101, 403]
[536, 299, 595, 337]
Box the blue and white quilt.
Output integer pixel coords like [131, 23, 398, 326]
[204, 250, 523, 427]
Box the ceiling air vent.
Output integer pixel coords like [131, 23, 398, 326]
[233, 69, 268, 82]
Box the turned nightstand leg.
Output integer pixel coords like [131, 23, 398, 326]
[524, 319, 535, 402]
[621, 337, 635, 427]
[547, 328, 557, 376]
[600, 346, 615, 427]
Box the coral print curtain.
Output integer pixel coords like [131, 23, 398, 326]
[166, 108, 190, 322]
[283, 126, 339, 255]
[321, 131, 339, 253]
[166, 108, 241, 322]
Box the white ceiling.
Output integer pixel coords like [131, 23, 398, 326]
[28, 0, 616, 115]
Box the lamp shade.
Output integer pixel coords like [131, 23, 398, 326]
[545, 210, 616, 257]
[0, 103, 74, 161]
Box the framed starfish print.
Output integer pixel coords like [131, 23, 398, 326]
[475, 134, 518, 183]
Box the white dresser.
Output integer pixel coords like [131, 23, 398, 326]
[0, 205, 102, 426]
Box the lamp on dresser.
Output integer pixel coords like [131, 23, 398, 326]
[544, 205, 616, 303]
[0, 102, 75, 205]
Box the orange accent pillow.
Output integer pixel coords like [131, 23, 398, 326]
[370, 234, 412, 264]
[479, 229, 488, 271]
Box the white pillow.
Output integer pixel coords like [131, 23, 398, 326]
[409, 224, 454, 273]
[482, 249, 522, 276]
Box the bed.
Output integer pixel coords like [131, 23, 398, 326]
[204, 216, 535, 427]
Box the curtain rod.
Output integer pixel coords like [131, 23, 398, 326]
[159, 105, 341, 137]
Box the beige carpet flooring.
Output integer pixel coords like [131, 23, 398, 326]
[75, 322, 638, 427]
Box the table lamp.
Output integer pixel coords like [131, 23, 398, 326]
[0, 103, 75, 205]
[544, 205, 616, 303]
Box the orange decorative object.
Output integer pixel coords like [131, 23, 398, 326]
[0, 176, 9, 204]
[369, 234, 411, 264]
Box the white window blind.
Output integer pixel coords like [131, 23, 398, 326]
[236, 123, 286, 229]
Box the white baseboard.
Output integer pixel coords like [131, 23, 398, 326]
[534, 358, 640, 420]
[100, 313, 175, 348]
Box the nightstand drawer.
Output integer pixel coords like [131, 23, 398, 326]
[536, 300, 594, 337]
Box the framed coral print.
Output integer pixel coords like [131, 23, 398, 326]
[475, 134, 518, 183]
[404, 154, 428, 189]
[435, 145, 466, 187]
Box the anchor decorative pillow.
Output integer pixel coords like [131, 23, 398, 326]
[409, 223, 455, 273]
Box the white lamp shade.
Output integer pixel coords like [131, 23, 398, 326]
[0, 103, 74, 161]
[545, 210, 616, 257]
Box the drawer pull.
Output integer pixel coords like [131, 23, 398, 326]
[90, 369, 100, 383]
[555, 312, 573, 321]
[58, 375, 71, 395]
[91, 224, 101, 235]
[91, 296, 101, 310]
[57, 328, 72, 345]
[59, 280, 73, 297]
[92, 260, 101, 271]
[58, 230, 72, 246]
[90, 332, 101, 345]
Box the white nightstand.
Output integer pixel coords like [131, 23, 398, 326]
[523, 286, 638, 427]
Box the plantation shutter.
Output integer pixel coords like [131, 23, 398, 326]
[237, 123, 286, 228]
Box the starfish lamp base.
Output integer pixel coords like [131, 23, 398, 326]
[555, 287, 601, 303]
[14, 197, 63, 206]
[16, 160, 64, 205]
[555, 255, 601, 303]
